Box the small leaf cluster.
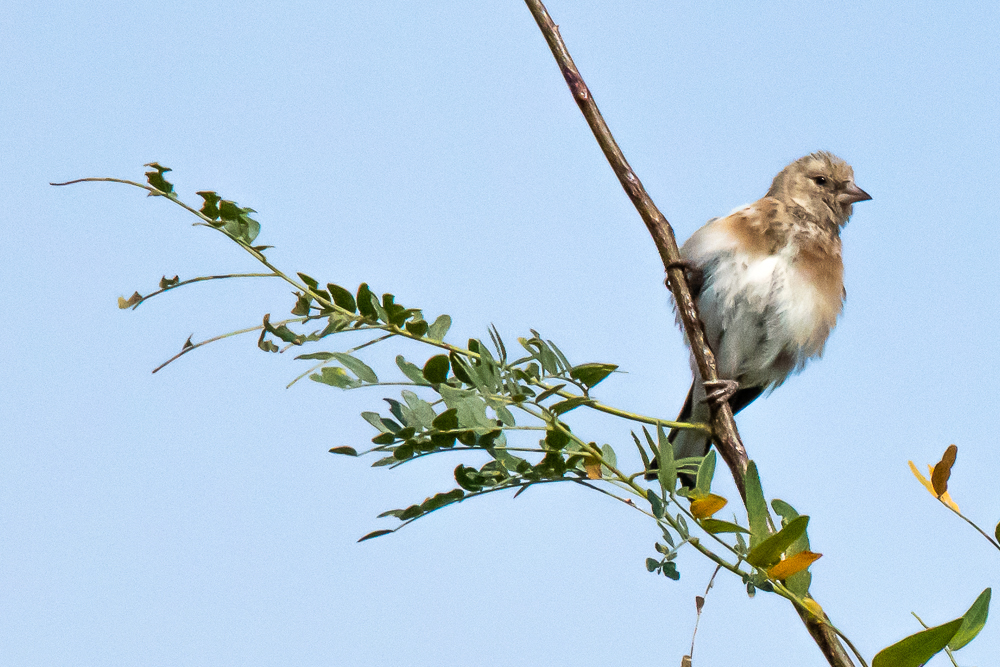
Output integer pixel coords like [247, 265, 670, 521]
[640, 430, 823, 596]
[316, 324, 623, 536]
[196, 191, 262, 246]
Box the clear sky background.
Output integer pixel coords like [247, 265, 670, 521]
[3, 2, 999, 665]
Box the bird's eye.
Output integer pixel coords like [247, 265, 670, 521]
[813, 176, 828, 186]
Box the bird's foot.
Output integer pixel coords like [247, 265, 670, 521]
[703, 379, 739, 407]
[664, 259, 704, 293]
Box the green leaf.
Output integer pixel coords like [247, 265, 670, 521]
[310, 367, 361, 389]
[495, 405, 515, 427]
[327, 284, 357, 313]
[661, 561, 680, 580]
[455, 464, 485, 491]
[647, 490, 664, 518]
[431, 408, 459, 431]
[534, 384, 566, 403]
[290, 293, 312, 316]
[401, 390, 436, 427]
[218, 200, 260, 244]
[263, 314, 304, 344]
[645, 557, 659, 573]
[218, 199, 242, 220]
[872, 618, 963, 667]
[297, 273, 319, 289]
[770, 499, 811, 596]
[144, 162, 174, 195]
[393, 443, 415, 460]
[550, 396, 591, 415]
[384, 399, 409, 427]
[632, 432, 651, 469]
[361, 411, 391, 432]
[197, 191, 221, 219]
[416, 489, 465, 514]
[545, 429, 570, 451]
[393, 355, 425, 384]
[950, 588, 991, 650]
[318, 312, 353, 337]
[357, 529, 394, 542]
[256, 328, 277, 353]
[995, 520, 999, 545]
[746, 515, 809, 568]
[295, 351, 336, 361]
[745, 461, 771, 549]
[547, 338, 572, 372]
[700, 519, 750, 535]
[695, 450, 717, 497]
[329, 446, 358, 456]
[455, 396, 492, 429]
[771, 499, 797, 521]
[569, 363, 618, 389]
[356, 283, 376, 319]
[427, 314, 452, 342]
[422, 354, 450, 384]
[368, 294, 389, 323]
[449, 353, 474, 384]
[656, 425, 677, 495]
[734, 531, 748, 555]
[384, 301, 407, 327]
[405, 320, 429, 337]
[330, 352, 378, 383]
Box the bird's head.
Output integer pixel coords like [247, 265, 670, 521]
[767, 151, 871, 227]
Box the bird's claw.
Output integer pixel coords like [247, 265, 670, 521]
[703, 379, 739, 407]
[665, 259, 704, 293]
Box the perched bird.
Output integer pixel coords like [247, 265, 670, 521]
[649, 151, 870, 482]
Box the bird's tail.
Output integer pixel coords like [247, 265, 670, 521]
[644, 380, 766, 486]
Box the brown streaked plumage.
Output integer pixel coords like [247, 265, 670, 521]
[647, 151, 871, 483]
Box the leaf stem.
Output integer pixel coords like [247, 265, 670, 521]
[151, 315, 311, 373]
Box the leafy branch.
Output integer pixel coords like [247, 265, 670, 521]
[56, 165, 824, 598]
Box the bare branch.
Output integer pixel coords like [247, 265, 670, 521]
[522, 2, 856, 665]
[522, 0, 748, 498]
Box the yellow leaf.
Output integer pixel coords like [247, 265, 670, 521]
[768, 551, 822, 580]
[690, 494, 727, 519]
[584, 460, 602, 480]
[909, 460, 934, 494]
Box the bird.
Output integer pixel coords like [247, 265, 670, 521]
[647, 151, 870, 485]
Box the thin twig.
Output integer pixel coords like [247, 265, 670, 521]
[128, 273, 278, 309]
[942, 501, 1000, 552]
[687, 564, 722, 663]
[150, 316, 309, 373]
[521, 0, 747, 498]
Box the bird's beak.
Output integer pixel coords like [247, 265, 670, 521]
[839, 182, 872, 205]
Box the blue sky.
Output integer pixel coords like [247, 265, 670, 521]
[3, 2, 999, 665]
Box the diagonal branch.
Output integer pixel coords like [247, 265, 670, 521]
[522, 2, 856, 666]
[522, 0, 747, 499]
